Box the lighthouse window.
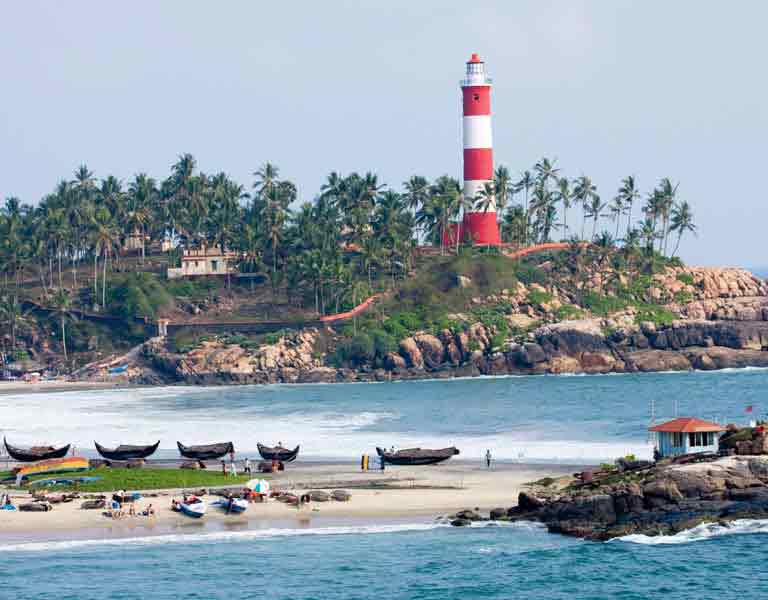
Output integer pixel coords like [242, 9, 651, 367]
[473, 93, 480, 101]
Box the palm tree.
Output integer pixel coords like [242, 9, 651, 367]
[573, 176, 597, 241]
[52, 288, 75, 361]
[0, 295, 32, 352]
[617, 176, 639, 236]
[403, 175, 430, 243]
[657, 178, 678, 255]
[534, 157, 560, 186]
[555, 178, 572, 240]
[493, 166, 513, 216]
[501, 205, 527, 244]
[514, 171, 534, 245]
[608, 195, 625, 239]
[584, 194, 606, 240]
[475, 181, 496, 213]
[670, 200, 696, 258]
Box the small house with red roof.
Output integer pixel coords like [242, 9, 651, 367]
[649, 417, 725, 458]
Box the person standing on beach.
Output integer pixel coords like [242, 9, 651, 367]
[244, 457, 251, 474]
[485, 449, 492, 469]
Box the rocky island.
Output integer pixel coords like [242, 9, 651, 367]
[447, 426, 768, 541]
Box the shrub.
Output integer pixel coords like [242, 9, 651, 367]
[514, 263, 547, 285]
[676, 273, 695, 286]
[527, 290, 553, 306]
[370, 329, 397, 357]
[107, 272, 172, 319]
[675, 291, 694, 304]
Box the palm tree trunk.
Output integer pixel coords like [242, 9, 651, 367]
[672, 232, 683, 258]
[626, 201, 633, 236]
[93, 255, 98, 307]
[61, 317, 67, 360]
[102, 251, 107, 309]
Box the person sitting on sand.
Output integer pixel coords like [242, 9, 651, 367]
[171, 499, 179, 512]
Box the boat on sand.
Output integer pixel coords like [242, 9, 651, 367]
[211, 498, 248, 514]
[94, 441, 160, 461]
[375, 446, 460, 466]
[4, 438, 71, 462]
[178, 498, 206, 518]
[257, 443, 299, 462]
[176, 441, 234, 460]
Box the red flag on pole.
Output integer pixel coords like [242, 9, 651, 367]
[746, 405, 753, 413]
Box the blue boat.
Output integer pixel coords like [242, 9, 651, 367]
[212, 498, 248, 514]
[179, 499, 206, 518]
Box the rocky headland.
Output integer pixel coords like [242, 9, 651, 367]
[443, 426, 768, 541]
[123, 265, 768, 386]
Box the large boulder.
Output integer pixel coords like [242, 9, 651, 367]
[625, 350, 692, 372]
[643, 479, 683, 507]
[398, 337, 424, 370]
[383, 352, 407, 371]
[414, 333, 445, 369]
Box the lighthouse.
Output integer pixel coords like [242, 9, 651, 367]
[460, 53, 500, 246]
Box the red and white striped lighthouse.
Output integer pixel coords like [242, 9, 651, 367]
[460, 53, 500, 245]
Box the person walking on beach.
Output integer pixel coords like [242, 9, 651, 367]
[244, 457, 251, 475]
[485, 449, 492, 469]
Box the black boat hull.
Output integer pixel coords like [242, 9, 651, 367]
[94, 441, 160, 461]
[257, 443, 299, 463]
[376, 446, 459, 466]
[177, 441, 234, 461]
[4, 438, 71, 462]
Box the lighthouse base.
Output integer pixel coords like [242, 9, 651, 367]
[442, 212, 501, 247]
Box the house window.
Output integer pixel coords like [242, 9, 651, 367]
[688, 432, 713, 447]
[672, 432, 683, 447]
[211, 260, 219, 272]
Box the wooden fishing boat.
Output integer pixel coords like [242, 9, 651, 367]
[376, 446, 460, 466]
[257, 443, 299, 463]
[4, 438, 71, 462]
[179, 498, 206, 518]
[94, 440, 160, 461]
[211, 498, 248, 514]
[176, 441, 234, 460]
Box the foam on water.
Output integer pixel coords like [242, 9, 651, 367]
[0, 520, 536, 553]
[2, 369, 765, 464]
[615, 519, 768, 545]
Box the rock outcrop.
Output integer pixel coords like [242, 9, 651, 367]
[480, 456, 768, 540]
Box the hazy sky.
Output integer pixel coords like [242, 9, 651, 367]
[1, 1, 765, 266]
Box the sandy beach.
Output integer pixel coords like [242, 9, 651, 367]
[0, 461, 577, 542]
[0, 380, 130, 395]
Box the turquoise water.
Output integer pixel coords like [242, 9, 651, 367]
[1, 520, 765, 599]
[2, 370, 768, 598]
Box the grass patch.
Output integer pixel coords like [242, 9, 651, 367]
[14, 468, 253, 493]
[582, 292, 630, 316]
[555, 304, 584, 320]
[635, 305, 676, 327]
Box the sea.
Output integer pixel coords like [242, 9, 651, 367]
[2, 369, 767, 599]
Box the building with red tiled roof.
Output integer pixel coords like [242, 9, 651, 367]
[649, 417, 725, 458]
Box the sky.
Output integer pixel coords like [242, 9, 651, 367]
[1, 1, 765, 267]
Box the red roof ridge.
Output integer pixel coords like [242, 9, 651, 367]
[648, 416, 725, 433]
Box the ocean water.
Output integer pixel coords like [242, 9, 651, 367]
[0, 519, 766, 599]
[1, 369, 766, 463]
[2, 370, 768, 599]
